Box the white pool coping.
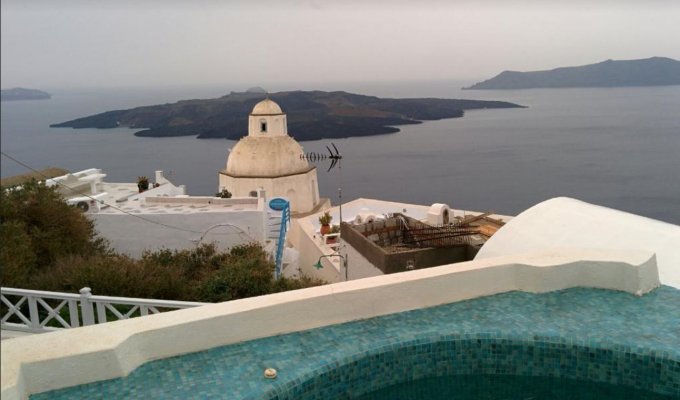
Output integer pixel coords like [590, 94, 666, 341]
[1, 248, 660, 400]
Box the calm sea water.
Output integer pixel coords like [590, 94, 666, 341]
[2, 81, 679, 223]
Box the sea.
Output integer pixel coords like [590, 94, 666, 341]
[2, 80, 679, 224]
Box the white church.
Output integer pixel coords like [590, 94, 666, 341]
[218, 99, 321, 214]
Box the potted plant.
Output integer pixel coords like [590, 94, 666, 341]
[319, 211, 332, 235]
[326, 224, 341, 244]
[137, 176, 149, 193]
[215, 189, 232, 198]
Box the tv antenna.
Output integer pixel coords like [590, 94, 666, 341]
[300, 143, 342, 172]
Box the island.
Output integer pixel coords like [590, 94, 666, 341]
[1, 88, 51, 101]
[50, 90, 524, 140]
[464, 57, 680, 90]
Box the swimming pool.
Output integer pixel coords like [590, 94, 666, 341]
[356, 375, 674, 400]
[32, 286, 680, 399]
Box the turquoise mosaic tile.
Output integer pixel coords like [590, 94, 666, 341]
[32, 286, 680, 399]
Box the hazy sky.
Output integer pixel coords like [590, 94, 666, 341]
[2, 0, 679, 89]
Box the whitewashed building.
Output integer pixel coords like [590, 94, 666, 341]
[289, 198, 512, 283]
[44, 169, 278, 258]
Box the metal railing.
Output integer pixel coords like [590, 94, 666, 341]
[274, 202, 290, 279]
[1, 286, 208, 334]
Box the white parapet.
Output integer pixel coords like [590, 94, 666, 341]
[1, 248, 660, 400]
[476, 197, 680, 289]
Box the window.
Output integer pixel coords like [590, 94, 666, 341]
[260, 119, 267, 133]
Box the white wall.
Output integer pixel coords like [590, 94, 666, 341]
[342, 241, 384, 280]
[248, 114, 287, 136]
[125, 182, 186, 202]
[219, 169, 319, 213]
[291, 217, 342, 282]
[476, 197, 680, 289]
[93, 211, 265, 258]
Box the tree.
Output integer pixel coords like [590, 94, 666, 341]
[0, 180, 108, 286]
[0, 221, 36, 286]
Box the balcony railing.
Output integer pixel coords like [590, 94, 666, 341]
[1, 286, 208, 334]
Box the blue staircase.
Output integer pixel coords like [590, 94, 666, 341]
[272, 202, 290, 279]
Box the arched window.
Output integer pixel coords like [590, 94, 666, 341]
[260, 119, 267, 133]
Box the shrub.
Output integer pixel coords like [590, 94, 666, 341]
[0, 221, 36, 286]
[0, 180, 108, 281]
[136, 176, 149, 191]
[26, 243, 326, 302]
[141, 243, 228, 282]
[197, 243, 276, 302]
[29, 253, 189, 300]
[273, 274, 327, 293]
[215, 189, 232, 198]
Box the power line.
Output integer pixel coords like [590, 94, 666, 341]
[1, 151, 202, 234]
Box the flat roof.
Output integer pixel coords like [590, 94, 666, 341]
[302, 197, 513, 228]
[97, 194, 259, 215]
[0, 167, 70, 188]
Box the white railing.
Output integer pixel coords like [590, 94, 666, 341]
[1, 287, 208, 334]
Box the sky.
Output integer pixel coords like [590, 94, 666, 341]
[2, 0, 680, 90]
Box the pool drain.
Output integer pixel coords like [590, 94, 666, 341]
[264, 368, 277, 379]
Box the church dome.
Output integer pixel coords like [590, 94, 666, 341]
[219, 97, 320, 213]
[225, 136, 313, 177]
[251, 99, 283, 115]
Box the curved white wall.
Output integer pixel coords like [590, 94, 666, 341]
[476, 197, 680, 289]
[219, 169, 319, 213]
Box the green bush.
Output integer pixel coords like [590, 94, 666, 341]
[141, 243, 229, 282]
[29, 253, 189, 300]
[197, 244, 276, 302]
[0, 181, 109, 287]
[215, 189, 232, 198]
[274, 274, 327, 293]
[26, 243, 325, 302]
[0, 221, 36, 286]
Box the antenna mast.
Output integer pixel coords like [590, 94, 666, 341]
[301, 143, 348, 280]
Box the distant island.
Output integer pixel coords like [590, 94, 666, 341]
[50, 90, 524, 140]
[464, 57, 680, 90]
[1, 88, 51, 101]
